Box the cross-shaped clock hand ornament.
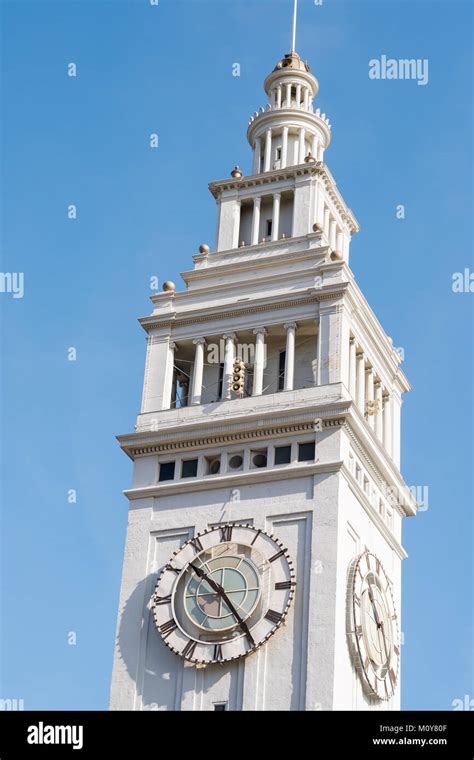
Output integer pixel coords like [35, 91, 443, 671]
[189, 562, 256, 648]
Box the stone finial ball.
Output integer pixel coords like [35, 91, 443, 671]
[199, 244, 210, 254]
[231, 165, 243, 178]
[163, 280, 176, 292]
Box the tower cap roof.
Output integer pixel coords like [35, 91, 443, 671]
[273, 51, 312, 73]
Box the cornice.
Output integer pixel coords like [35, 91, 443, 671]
[138, 286, 348, 333]
[120, 417, 345, 459]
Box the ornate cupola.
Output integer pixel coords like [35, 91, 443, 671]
[247, 51, 331, 173]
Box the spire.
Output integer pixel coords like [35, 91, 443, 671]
[291, 0, 298, 54]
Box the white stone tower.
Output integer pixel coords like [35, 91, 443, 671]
[110, 34, 417, 712]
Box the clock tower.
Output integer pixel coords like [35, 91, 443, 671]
[110, 34, 417, 712]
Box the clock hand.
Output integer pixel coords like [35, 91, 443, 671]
[188, 563, 255, 647]
[377, 619, 390, 664]
[367, 586, 390, 663]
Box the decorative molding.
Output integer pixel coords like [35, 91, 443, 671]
[126, 420, 318, 458]
[140, 289, 348, 333]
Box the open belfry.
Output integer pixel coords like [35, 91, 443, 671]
[110, 3, 417, 711]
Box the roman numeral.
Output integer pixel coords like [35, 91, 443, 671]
[182, 639, 197, 659]
[165, 563, 180, 575]
[354, 595, 361, 607]
[213, 643, 223, 662]
[265, 609, 283, 625]
[391, 613, 397, 620]
[269, 549, 286, 563]
[189, 536, 203, 553]
[366, 553, 371, 570]
[160, 619, 177, 638]
[364, 656, 370, 670]
[356, 625, 363, 636]
[376, 559, 381, 574]
[250, 529, 261, 546]
[220, 525, 233, 542]
[389, 668, 397, 687]
[154, 593, 172, 605]
[394, 645, 400, 656]
[274, 581, 293, 590]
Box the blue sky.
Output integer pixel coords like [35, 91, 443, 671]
[0, 0, 472, 710]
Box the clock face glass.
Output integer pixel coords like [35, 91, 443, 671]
[360, 573, 393, 676]
[350, 551, 400, 701]
[153, 524, 295, 665]
[184, 554, 261, 632]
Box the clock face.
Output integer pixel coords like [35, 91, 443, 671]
[152, 524, 296, 665]
[349, 550, 400, 701]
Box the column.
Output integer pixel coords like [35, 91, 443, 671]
[252, 328, 267, 396]
[323, 207, 330, 238]
[231, 201, 241, 249]
[356, 351, 365, 413]
[254, 137, 262, 174]
[272, 193, 281, 241]
[284, 322, 297, 391]
[190, 338, 206, 405]
[298, 127, 306, 163]
[281, 126, 289, 168]
[304, 88, 310, 111]
[375, 381, 383, 441]
[277, 86, 282, 108]
[383, 392, 392, 456]
[222, 333, 236, 400]
[264, 128, 272, 172]
[349, 337, 357, 398]
[285, 82, 292, 107]
[365, 366, 375, 429]
[314, 182, 324, 228]
[329, 219, 337, 250]
[251, 196, 261, 245]
[296, 83, 302, 108]
[336, 229, 344, 255]
[312, 132, 319, 159]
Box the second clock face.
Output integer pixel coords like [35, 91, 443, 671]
[152, 524, 296, 665]
[349, 550, 400, 701]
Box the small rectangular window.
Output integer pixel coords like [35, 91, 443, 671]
[274, 445, 291, 465]
[266, 219, 272, 237]
[159, 461, 175, 482]
[181, 459, 198, 478]
[278, 350, 286, 390]
[214, 703, 227, 712]
[298, 442, 315, 462]
[276, 147, 282, 160]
